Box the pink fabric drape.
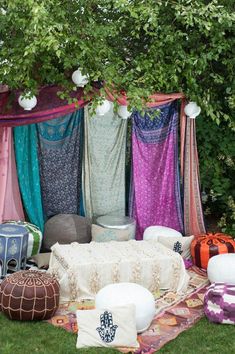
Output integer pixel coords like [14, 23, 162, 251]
[0, 127, 25, 223]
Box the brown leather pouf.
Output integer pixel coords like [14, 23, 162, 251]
[0, 270, 59, 320]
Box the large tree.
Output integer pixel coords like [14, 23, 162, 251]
[0, 0, 234, 233]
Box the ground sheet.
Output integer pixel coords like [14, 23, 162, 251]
[46, 267, 209, 353]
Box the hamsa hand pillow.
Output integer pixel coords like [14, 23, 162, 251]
[76, 304, 139, 349]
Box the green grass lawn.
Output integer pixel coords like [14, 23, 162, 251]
[0, 313, 234, 354]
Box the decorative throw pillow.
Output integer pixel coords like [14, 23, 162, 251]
[76, 304, 139, 349]
[157, 235, 194, 259]
[92, 224, 132, 242]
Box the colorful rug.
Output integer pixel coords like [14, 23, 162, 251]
[46, 267, 209, 353]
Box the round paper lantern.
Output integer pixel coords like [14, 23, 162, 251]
[95, 99, 111, 116]
[18, 94, 37, 110]
[143, 225, 182, 241]
[95, 282, 155, 333]
[184, 101, 201, 118]
[207, 253, 235, 284]
[117, 105, 132, 119]
[72, 68, 89, 87]
[191, 233, 235, 269]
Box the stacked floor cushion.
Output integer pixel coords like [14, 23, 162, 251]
[3, 221, 42, 258]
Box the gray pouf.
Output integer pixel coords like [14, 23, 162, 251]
[43, 214, 91, 251]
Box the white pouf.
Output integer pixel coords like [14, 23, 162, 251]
[207, 254, 235, 285]
[143, 225, 182, 241]
[95, 282, 155, 333]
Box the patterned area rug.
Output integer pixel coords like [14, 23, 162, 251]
[46, 267, 209, 353]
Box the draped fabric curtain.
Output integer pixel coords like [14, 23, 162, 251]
[129, 101, 183, 240]
[82, 105, 127, 219]
[37, 109, 83, 219]
[14, 124, 44, 231]
[0, 127, 25, 223]
[181, 117, 206, 235]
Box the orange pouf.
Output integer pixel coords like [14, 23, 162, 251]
[191, 233, 235, 269]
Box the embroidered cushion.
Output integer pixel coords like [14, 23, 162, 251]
[92, 224, 132, 242]
[76, 304, 139, 349]
[143, 226, 182, 241]
[204, 283, 235, 325]
[157, 235, 194, 259]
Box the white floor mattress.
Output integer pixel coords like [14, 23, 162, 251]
[48, 240, 189, 302]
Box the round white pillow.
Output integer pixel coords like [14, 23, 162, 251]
[143, 225, 182, 241]
[207, 254, 235, 284]
[95, 282, 155, 333]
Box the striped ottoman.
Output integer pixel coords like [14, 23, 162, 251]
[191, 233, 235, 269]
[3, 221, 42, 258]
[0, 270, 59, 320]
[204, 283, 235, 325]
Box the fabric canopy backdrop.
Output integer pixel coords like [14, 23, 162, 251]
[83, 105, 127, 219]
[14, 124, 44, 231]
[0, 86, 86, 127]
[36, 109, 83, 219]
[129, 101, 183, 240]
[0, 127, 25, 223]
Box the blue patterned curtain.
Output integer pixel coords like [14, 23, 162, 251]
[37, 109, 83, 219]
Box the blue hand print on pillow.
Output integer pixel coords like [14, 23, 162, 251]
[96, 311, 118, 343]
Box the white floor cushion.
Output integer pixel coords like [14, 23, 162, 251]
[143, 225, 182, 241]
[207, 254, 235, 284]
[95, 283, 155, 333]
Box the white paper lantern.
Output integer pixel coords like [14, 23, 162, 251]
[18, 94, 37, 111]
[95, 99, 111, 116]
[95, 282, 156, 333]
[72, 68, 89, 87]
[143, 225, 182, 241]
[118, 105, 132, 119]
[184, 101, 201, 118]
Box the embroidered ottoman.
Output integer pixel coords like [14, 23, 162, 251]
[204, 283, 235, 325]
[49, 240, 189, 302]
[0, 270, 59, 320]
[207, 254, 235, 285]
[0, 224, 28, 277]
[3, 221, 42, 258]
[191, 233, 235, 269]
